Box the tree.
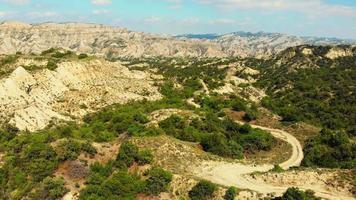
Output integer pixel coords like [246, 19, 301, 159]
[188, 180, 216, 200]
[231, 97, 247, 112]
[144, 167, 173, 195]
[224, 187, 236, 200]
[274, 187, 320, 200]
[31, 177, 69, 200]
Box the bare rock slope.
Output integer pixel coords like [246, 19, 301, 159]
[0, 58, 161, 131]
[1, 21, 354, 58]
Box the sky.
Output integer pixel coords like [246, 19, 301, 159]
[0, 0, 356, 39]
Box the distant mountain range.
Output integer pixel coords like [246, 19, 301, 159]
[0, 21, 355, 58]
[176, 32, 356, 44]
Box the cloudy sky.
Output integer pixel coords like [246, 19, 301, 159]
[1, 0, 356, 39]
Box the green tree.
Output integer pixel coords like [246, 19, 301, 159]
[224, 187, 236, 200]
[188, 180, 216, 200]
[144, 167, 173, 195]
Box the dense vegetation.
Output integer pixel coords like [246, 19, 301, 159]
[0, 48, 91, 77]
[3, 48, 350, 198]
[251, 45, 356, 169]
[159, 113, 275, 159]
[79, 142, 172, 199]
[255, 46, 355, 131]
[119, 57, 239, 91]
[302, 129, 355, 168]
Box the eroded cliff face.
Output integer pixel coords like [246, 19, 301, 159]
[0, 22, 226, 58]
[1, 21, 354, 59]
[0, 59, 161, 131]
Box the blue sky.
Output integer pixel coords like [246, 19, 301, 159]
[0, 0, 356, 39]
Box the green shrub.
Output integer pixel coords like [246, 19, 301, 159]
[116, 142, 153, 167]
[231, 97, 247, 112]
[201, 133, 243, 159]
[41, 48, 56, 55]
[117, 142, 139, 167]
[31, 177, 69, 200]
[239, 129, 275, 152]
[188, 180, 217, 200]
[137, 150, 153, 165]
[243, 109, 258, 121]
[56, 139, 81, 161]
[144, 167, 173, 195]
[78, 53, 88, 59]
[224, 186, 237, 200]
[81, 142, 97, 156]
[46, 60, 58, 71]
[271, 165, 284, 173]
[274, 187, 320, 200]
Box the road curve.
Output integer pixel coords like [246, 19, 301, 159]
[193, 121, 354, 200]
[238, 122, 303, 170]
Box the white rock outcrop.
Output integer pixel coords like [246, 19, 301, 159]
[0, 59, 161, 131]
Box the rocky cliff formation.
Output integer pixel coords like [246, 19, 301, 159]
[0, 57, 161, 131]
[1, 21, 354, 59]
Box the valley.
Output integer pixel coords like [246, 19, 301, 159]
[0, 22, 354, 200]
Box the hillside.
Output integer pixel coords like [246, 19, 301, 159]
[0, 24, 355, 200]
[251, 45, 356, 169]
[253, 45, 356, 130]
[1, 21, 355, 59]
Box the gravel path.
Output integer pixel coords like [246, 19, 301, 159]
[193, 121, 354, 200]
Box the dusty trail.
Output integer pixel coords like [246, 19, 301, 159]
[186, 83, 353, 200]
[193, 122, 353, 200]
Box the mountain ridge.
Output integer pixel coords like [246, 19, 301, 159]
[1, 21, 355, 59]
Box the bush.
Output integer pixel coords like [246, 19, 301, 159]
[239, 129, 275, 152]
[56, 139, 81, 161]
[81, 142, 97, 156]
[243, 109, 258, 121]
[116, 141, 153, 167]
[274, 187, 320, 200]
[78, 53, 88, 59]
[271, 165, 284, 173]
[80, 171, 144, 200]
[31, 177, 69, 200]
[137, 150, 154, 165]
[144, 167, 173, 195]
[117, 142, 139, 167]
[231, 97, 247, 112]
[46, 60, 58, 71]
[189, 180, 217, 200]
[224, 186, 237, 200]
[201, 133, 243, 159]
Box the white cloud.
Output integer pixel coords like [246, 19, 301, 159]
[1, 0, 29, 5]
[0, 11, 11, 17]
[92, 9, 111, 15]
[144, 16, 162, 24]
[196, 0, 356, 16]
[209, 18, 236, 25]
[91, 0, 112, 5]
[180, 18, 200, 25]
[27, 11, 58, 18]
[162, 0, 183, 9]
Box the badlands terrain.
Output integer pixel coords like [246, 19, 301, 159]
[0, 22, 355, 200]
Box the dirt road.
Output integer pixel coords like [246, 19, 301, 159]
[193, 122, 354, 200]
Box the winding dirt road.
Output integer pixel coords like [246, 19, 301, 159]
[186, 83, 353, 200]
[193, 122, 354, 200]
